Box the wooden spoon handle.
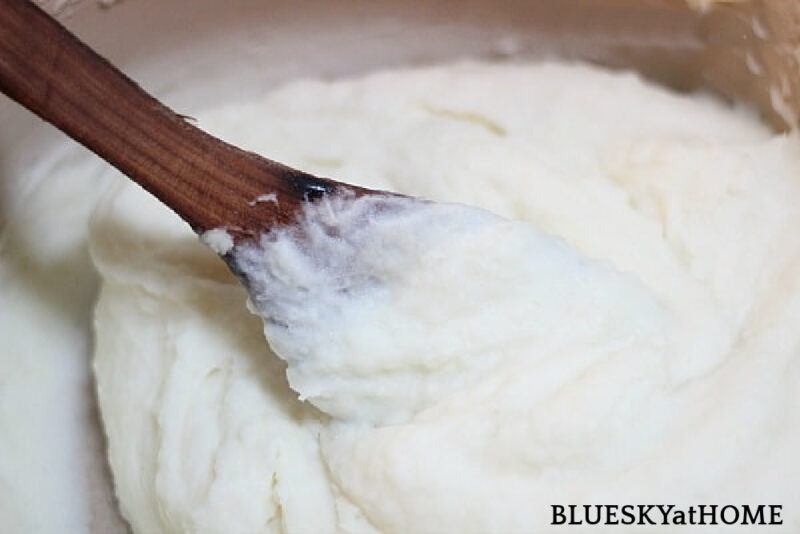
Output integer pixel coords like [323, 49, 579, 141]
[0, 0, 354, 238]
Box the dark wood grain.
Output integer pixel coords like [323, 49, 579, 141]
[0, 0, 375, 242]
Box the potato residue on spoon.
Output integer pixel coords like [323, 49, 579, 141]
[88, 62, 800, 533]
[229, 193, 669, 425]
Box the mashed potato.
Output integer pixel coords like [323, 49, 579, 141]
[89, 62, 800, 533]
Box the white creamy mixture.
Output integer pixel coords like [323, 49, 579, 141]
[4, 61, 800, 533]
[92, 62, 800, 532]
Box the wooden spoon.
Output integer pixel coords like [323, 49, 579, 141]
[0, 0, 382, 249]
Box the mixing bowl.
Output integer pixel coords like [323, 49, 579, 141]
[1, 1, 797, 532]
